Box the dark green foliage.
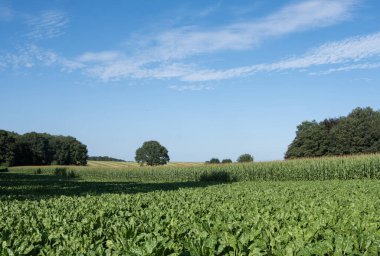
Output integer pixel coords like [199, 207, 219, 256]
[208, 158, 220, 164]
[199, 171, 234, 182]
[135, 141, 170, 166]
[88, 156, 126, 162]
[0, 167, 8, 173]
[221, 159, 232, 164]
[18, 132, 53, 165]
[54, 168, 77, 179]
[34, 168, 42, 175]
[237, 154, 254, 163]
[0, 177, 379, 254]
[286, 107, 380, 159]
[285, 121, 329, 158]
[0, 129, 88, 166]
[0, 130, 17, 166]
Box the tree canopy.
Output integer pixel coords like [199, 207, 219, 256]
[208, 158, 220, 164]
[135, 141, 170, 166]
[221, 159, 233, 164]
[237, 154, 254, 163]
[285, 107, 380, 159]
[0, 130, 88, 166]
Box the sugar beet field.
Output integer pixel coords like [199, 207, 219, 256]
[1, 155, 380, 255]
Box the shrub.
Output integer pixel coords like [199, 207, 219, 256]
[34, 168, 42, 175]
[209, 158, 220, 164]
[237, 154, 254, 163]
[221, 159, 232, 164]
[54, 168, 77, 179]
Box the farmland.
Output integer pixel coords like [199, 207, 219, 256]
[87, 160, 204, 169]
[1, 155, 380, 255]
[8, 154, 380, 182]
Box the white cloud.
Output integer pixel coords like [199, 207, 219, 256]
[181, 31, 380, 81]
[0, 44, 84, 72]
[87, 61, 192, 81]
[59, 59, 86, 72]
[131, 0, 356, 62]
[81, 0, 357, 81]
[3, 0, 375, 85]
[168, 84, 214, 91]
[26, 10, 69, 39]
[1, 45, 58, 68]
[77, 51, 122, 63]
[310, 62, 380, 75]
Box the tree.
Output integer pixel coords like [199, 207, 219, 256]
[221, 159, 232, 164]
[237, 154, 254, 163]
[0, 129, 88, 166]
[285, 121, 330, 159]
[285, 107, 380, 159]
[329, 107, 380, 155]
[18, 132, 53, 165]
[0, 130, 17, 166]
[208, 158, 220, 164]
[50, 136, 88, 165]
[135, 141, 170, 166]
[88, 156, 126, 162]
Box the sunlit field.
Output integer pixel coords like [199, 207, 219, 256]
[87, 160, 204, 168]
[1, 154, 379, 254]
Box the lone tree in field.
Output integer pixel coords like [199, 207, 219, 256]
[135, 141, 170, 166]
[222, 159, 233, 164]
[237, 154, 254, 163]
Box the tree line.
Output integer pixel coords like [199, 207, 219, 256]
[206, 154, 254, 164]
[88, 156, 126, 162]
[0, 130, 88, 166]
[2, 106, 378, 166]
[285, 107, 380, 159]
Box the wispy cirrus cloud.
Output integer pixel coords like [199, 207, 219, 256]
[310, 62, 380, 75]
[26, 10, 69, 40]
[6, 30, 378, 83]
[1, 44, 58, 68]
[81, 0, 357, 81]
[2, 0, 375, 89]
[181, 31, 380, 81]
[83, 30, 380, 83]
[0, 44, 84, 71]
[168, 84, 215, 91]
[76, 51, 122, 63]
[137, 0, 356, 62]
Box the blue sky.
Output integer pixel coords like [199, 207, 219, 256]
[1, 0, 379, 162]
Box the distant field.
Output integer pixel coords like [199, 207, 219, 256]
[8, 154, 380, 182]
[86, 160, 204, 168]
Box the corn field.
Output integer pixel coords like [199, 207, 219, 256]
[10, 154, 380, 182]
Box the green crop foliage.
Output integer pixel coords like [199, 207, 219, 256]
[1, 154, 379, 255]
[0, 180, 379, 255]
[9, 153, 380, 182]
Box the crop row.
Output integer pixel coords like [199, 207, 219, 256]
[0, 180, 379, 255]
[10, 154, 380, 182]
